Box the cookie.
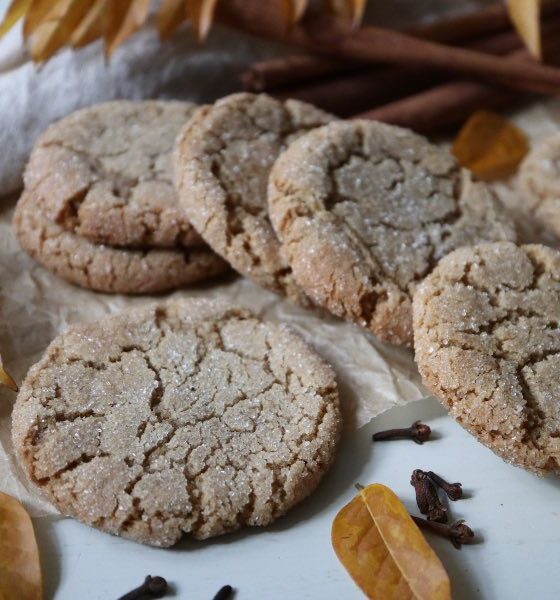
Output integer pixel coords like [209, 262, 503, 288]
[268, 120, 517, 346]
[413, 242, 560, 475]
[173, 93, 335, 302]
[24, 100, 202, 248]
[12, 300, 341, 546]
[518, 133, 560, 240]
[14, 193, 228, 294]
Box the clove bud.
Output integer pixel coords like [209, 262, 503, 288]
[410, 469, 448, 523]
[213, 585, 234, 600]
[427, 471, 463, 501]
[412, 515, 476, 549]
[118, 575, 168, 600]
[372, 420, 431, 444]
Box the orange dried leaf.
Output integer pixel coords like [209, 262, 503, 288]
[506, 0, 541, 59]
[0, 0, 32, 38]
[332, 484, 451, 600]
[70, 0, 109, 49]
[157, 0, 188, 39]
[104, 0, 151, 56]
[0, 492, 42, 600]
[22, 0, 51, 39]
[29, 0, 93, 62]
[452, 110, 529, 181]
[0, 351, 17, 392]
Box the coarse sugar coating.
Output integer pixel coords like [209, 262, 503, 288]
[24, 100, 203, 248]
[518, 132, 560, 240]
[268, 119, 517, 346]
[413, 242, 560, 475]
[173, 93, 335, 303]
[13, 192, 229, 294]
[12, 300, 342, 546]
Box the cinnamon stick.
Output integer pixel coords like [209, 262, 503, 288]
[356, 38, 560, 132]
[242, 1, 560, 93]
[272, 28, 528, 116]
[218, 0, 560, 96]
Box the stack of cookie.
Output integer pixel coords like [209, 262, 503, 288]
[14, 100, 229, 294]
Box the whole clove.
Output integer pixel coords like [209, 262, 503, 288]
[410, 469, 448, 523]
[427, 471, 463, 501]
[372, 420, 432, 444]
[213, 585, 234, 600]
[412, 515, 476, 549]
[118, 575, 168, 600]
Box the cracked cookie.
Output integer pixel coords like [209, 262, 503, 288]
[268, 120, 517, 346]
[12, 300, 342, 546]
[519, 133, 560, 240]
[24, 100, 202, 248]
[14, 192, 229, 294]
[413, 242, 560, 475]
[173, 93, 335, 303]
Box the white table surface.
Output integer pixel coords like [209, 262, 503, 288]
[35, 396, 560, 600]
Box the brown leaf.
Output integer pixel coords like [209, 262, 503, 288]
[332, 484, 451, 600]
[0, 0, 32, 38]
[157, 0, 188, 39]
[70, 0, 109, 49]
[187, 0, 219, 41]
[105, 0, 151, 57]
[506, 0, 541, 59]
[28, 0, 93, 62]
[0, 492, 42, 600]
[452, 109, 529, 181]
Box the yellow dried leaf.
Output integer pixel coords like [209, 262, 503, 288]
[506, 0, 541, 59]
[332, 484, 451, 600]
[0, 492, 42, 600]
[187, 0, 219, 41]
[22, 0, 51, 39]
[105, 0, 151, 57]
[0, 351, 17, 392]
[452, 110, 529, 181]
[29, 0, 93, 62]
[70, 0, 109, 49]
[157, 0, 188, 39]
[0, 0, 32, 38]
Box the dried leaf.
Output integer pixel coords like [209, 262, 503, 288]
[22, 0, 51, 39]
[0, 354, 17, 392]
[187, 0, 219, 41]
[105, 0, 151, 57]
[0, 0, 32, 38]
[452, 109, 529, 181]
[0, 492, 42, 600]
[157, 0, 188, 39]
[332, 484, 451, 600]
[280, 0, 309, 25]
[70, 0, 109, 49]
[323, 0, 365, 24]
[29, 0, 92, 62]
[506, 0, 541, 59]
